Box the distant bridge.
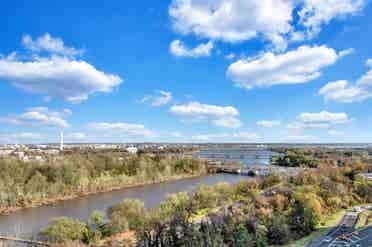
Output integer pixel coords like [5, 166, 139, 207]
[195, 148, 282, 166]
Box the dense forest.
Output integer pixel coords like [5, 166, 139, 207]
[42, 158, 372, 247]
[0, 152, 208, 213]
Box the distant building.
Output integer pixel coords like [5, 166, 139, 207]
[14, 151, 25, 159]
[360, 173, 372, 181]
[126, 146, 138, 154]
[0, 149, 13, 156]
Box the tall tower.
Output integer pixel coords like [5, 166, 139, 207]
[60, 131, 64, 151]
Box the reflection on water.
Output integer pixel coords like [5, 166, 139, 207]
[0, 174, 250, 238]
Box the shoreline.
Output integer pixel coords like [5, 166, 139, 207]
[0, 172, 209, 216]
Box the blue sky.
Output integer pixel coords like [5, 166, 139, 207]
[1, 0, 372, 143]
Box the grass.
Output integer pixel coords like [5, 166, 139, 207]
[283, 209, 346, 247]
[356, 210, 372, 229]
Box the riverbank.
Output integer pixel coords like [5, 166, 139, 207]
[0, 172, 208, 216]
[0, 173, 250, 238]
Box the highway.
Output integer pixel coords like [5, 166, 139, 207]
[307, 206, 372, 247]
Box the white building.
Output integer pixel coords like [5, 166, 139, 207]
[126, 146, 138, 154]
[0, 149, 13, 156]
[360, 173, 372, 180]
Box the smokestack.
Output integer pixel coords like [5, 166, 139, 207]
[60, 131, 64, 151]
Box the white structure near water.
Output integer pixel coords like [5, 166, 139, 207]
[60, 131, 64, 151]
[126, 146, 138, 154]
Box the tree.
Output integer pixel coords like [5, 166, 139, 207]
[42, 217, 88, 243]
[108, 199, 146, 232]
[234, 223, 253, 247]
[289, 198, 320, 235]
[268, 215, 290, 245]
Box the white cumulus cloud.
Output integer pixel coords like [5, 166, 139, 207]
[299, 0, 364, 37]
[227, 45, 345, 89]
[22, 33, 82, 57]
[170, 101, 241, 128]
[142, 90, 173, 106]
[66, 132, 86, 141]
[0, 132, 46, 143]
[288, 111, 351, 130]
[328, 129, 344, 136]
[190, 131, 258, 142]
[88, 122, 153, 137]
[212, 117, 242, 128]
[366, 59, 372, 68]
[319, 63, 372, 103]
[169, 0, 365, 50]
[0, 34, 123, 103]
[298, 111, 350, 124]
[256, 120, 281, 128]
[2, 107, 71, 128]
[169, 0, 293, 48]
[170, 40, 214, 57]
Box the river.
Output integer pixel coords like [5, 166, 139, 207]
[0, 174, 250, 238]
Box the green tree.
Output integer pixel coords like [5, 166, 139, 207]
[108, 199, 146, 232]
[42, 217, 88, 243]
[268, 215, 291, 245]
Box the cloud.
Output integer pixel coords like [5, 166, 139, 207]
[191, 133, 228, 142]
[169, 0, 365, 50]
[169, 0, 293, 49]
[170, 101, 241, 128]
[227, 45, 344, 89]
[88, 122, 153, 137]
[142, 90, 173, 106]
[3, 107, 71, 128]
[225, 53, 236, 60]
[66, 132, 86, 141]
[285, 135, 318, 142]
[256, 120, 281, 128]
[0, 132, 45, 143]
[0, 34, 123, 103]
[170, 40, 214, 57]
[190, 131, 258, 142]
[170, 131, 183, 138]
[170, 101, 239, 118]
[319, 63, 372, 103]
[287, 121, 330, 130]
[288, 111, 351, 130]
[233, 131, 259, 139]
[328, 129, 344, 136]
[318, 80, 371, 103]
[366, 59, 372, 68]
[22, 33, 82, 57]
[298, 0, 364, 37]
[212, 117, 242, 128]
[338, 48, 355, 57]
[297, 111, 350, 124]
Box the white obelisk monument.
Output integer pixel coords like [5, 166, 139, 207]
[60, 131, 64, 151]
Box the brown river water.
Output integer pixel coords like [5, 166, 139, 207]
[0, 174, 250, 238]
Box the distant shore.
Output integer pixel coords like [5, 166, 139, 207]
[0, 172, 208, 216]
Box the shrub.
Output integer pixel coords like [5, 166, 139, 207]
[42, 217, 88, 243]
[108, 199, 146, 232]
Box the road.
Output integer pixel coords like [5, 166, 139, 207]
[355, 226, 372, 246]
[326, 226, 372, 247]
[307, 206, 372, 247]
